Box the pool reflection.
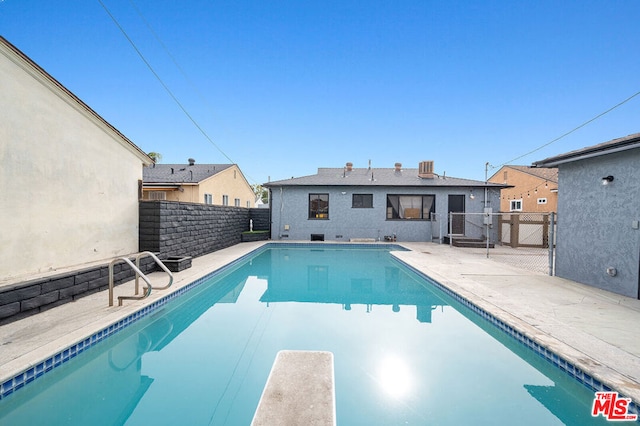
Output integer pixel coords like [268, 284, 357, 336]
[259, 248, 449, 324]
[0, 246, 605, 425]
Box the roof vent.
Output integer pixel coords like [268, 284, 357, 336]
[188, 158, 196, 166]
[394, 162, 402, 171]
[418, 161, 434, 179]
[345, 162, 353, 172]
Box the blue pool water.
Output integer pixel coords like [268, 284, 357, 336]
[0, 245, 613, 425]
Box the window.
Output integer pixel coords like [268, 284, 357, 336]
[309, 193, 329, 219]
[352, 194, 373, 208]
[234, 198, 240, 207]
[222, 195, 229, 206]
[386, 195, 435, 220]
[510, 199, 523, 211]
[204, 193, 213, 204]
[247, 201, 251, 208]
[537, 198, 547, 205]
[149, 191, 166, 200]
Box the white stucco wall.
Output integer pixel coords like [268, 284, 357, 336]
[0, 40, 151, 282]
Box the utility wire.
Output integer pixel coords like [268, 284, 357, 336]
[495, 89, 640, 168]
[98, 0, 259, 181]
[127, 0, 219, 119]
[128, 0, 193, 83]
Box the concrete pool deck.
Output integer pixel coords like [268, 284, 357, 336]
[1, 241, 640, 408]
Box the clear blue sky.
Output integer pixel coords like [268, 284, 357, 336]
[2, 1, 639, 185]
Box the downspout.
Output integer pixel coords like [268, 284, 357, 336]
[279, 187, 284, 239]
[267, 188, 273, 239]
[485, 162, 490, 258]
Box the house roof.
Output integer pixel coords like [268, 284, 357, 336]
[0, 36, 152, 165]
[264, 167, 506, 188]
[494, 165, 558, 183]
[143, 163, 234, 184]
[533, 133, 640, 168]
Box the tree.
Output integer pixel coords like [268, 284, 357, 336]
[148, 152, 162, 163]
[251, 184, 269, 203]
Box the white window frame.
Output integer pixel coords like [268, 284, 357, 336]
[222, 195, 229, 206]
[234, 198, 240, 207]
[204, 193, 213, 204]
[510, 199, 523, 212]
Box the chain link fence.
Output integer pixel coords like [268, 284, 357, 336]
[446, 212, 557, 275]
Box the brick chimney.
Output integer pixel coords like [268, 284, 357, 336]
[418, 161, 434, 179]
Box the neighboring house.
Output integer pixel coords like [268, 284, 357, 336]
[533, 133, 640, 299]
[488, 165, 558, 213]
[142, 160, 255, 208]
[264, 161, 505, 242]
[0, 37, 153, 282]
[255, 198, 269, 209]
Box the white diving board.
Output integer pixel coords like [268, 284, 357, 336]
[251, 350, 336, 426]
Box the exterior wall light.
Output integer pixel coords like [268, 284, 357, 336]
[602, 175, 614, 185]
[469, 189, 475, 199]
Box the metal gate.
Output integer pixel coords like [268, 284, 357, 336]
[447, 212, 557, 276]
[498, 213, 554, 248]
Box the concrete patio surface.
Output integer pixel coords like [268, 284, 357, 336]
[1, 241, 639, 410]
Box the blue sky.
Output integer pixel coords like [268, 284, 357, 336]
[2, 1, 639, 185]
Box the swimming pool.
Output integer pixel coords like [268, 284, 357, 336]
[0, 245, 617, 424]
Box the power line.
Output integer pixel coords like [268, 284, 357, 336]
[97, 0, 261, 182]
[127, 0, 215, 113]
[496, 89, 640, 168]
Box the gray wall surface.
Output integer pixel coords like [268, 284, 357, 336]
[555, 149, 640, 298]
[250, 208, 270, 231]
[139, 201, 268, 258]
[269, 186, 500, 242]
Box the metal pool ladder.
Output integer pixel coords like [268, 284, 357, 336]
[108, 251, 174, 307]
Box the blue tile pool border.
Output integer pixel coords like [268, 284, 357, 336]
[2, 242, 637, 420]
[397, 258, 639, 419]
[0, 243, 402, 400]
[0, 245, 266, 400]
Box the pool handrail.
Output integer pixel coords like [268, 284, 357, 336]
[135, 251, 174, 292]
[108, 252, 173, 307]
[108, 257, 152, 307]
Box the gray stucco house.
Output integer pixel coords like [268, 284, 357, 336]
[533, 133, 640, 298]
[264, 161, 504, 243]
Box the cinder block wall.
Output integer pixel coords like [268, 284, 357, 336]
[0, 256, 157, 325]
[139, 201, 253, 257]
[250, 208, 270, 231]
